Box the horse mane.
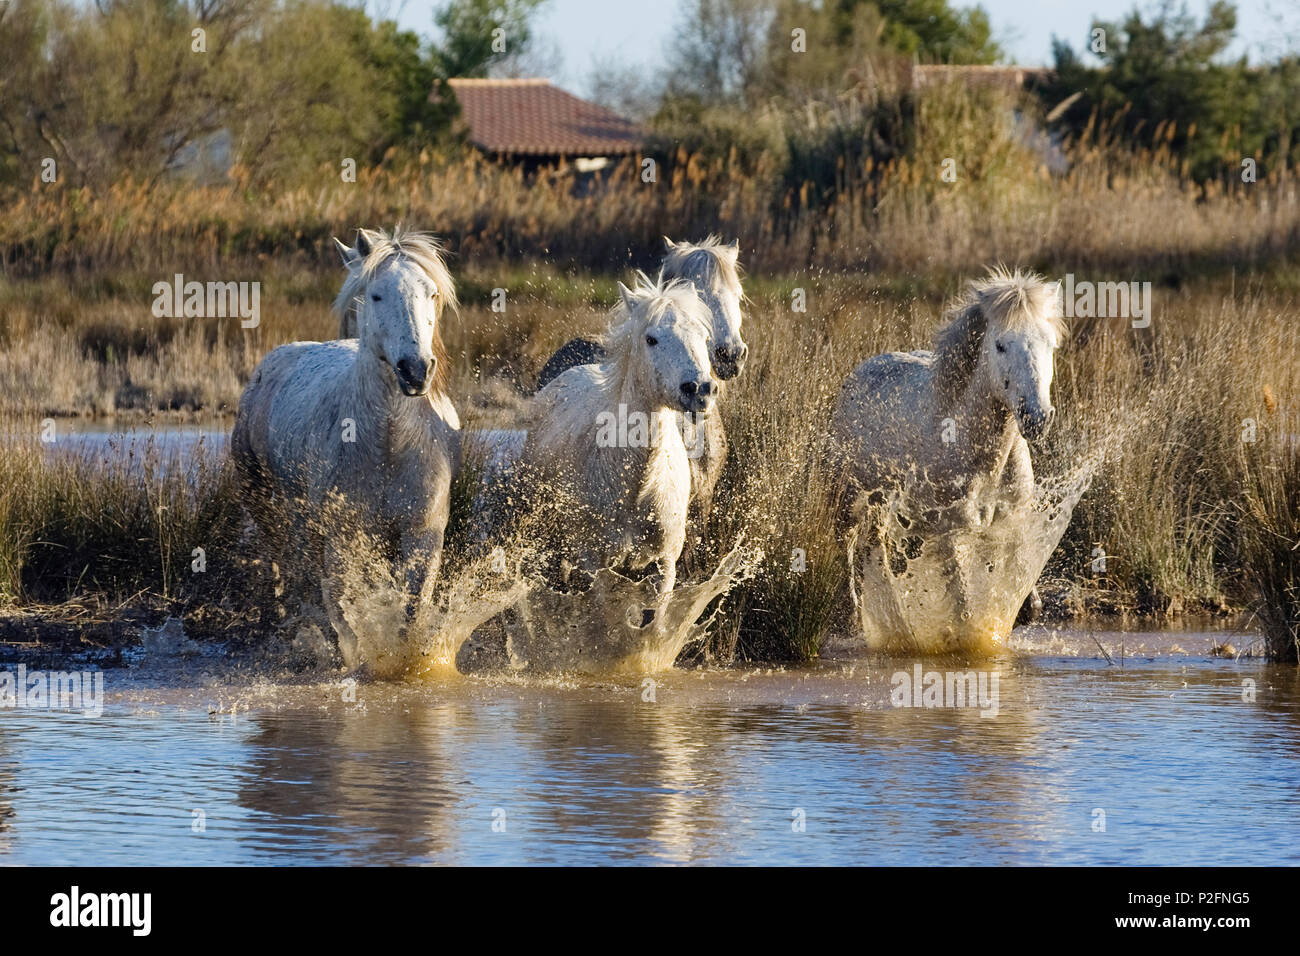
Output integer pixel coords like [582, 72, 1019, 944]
[596, 271, 713, 396]
[662, 235, 745, 301]
[932, 266, 1065, 408]
[331, 226, 456, 394]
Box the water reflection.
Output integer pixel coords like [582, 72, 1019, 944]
[0, 651, 1298, 864]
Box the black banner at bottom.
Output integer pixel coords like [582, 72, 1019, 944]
[0, 865, 1286, 943]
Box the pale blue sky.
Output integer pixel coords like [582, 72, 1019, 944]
[382, 0, 1291, 94]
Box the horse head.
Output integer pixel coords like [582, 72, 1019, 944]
[935, 268, 1064, 443]
[333, 228, 455, 398]
[663, 236, 747, 380]
[977, 275, 1064, 442]
[615, 275, 717, 417]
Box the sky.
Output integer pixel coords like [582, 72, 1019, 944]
[384, 0, 1292, 95]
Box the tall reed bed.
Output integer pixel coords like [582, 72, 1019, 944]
[5, 82, 1300, 281]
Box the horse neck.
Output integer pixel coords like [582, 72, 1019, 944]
[350, 347, 434, 436]
[588, 352, 679, 493]
[690, 274, 733, 340]
[623, 356, 678, 438]
[947, 359, 1020, 467]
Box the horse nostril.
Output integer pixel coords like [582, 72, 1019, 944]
[680, 380, 698, 396]
[699, 380, 714, 396]
[1004, 380, 1010, 390]
[396, 358, 426, 386]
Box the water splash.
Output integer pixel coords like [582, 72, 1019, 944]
[848, 451, 1102, 655]
[306, 518, 758, 679]
[500, 541, 761, 675]
[322, 546, 528, 680]
[459, 426, 763, 675]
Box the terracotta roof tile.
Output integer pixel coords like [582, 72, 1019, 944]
[447, 78, 645, 157]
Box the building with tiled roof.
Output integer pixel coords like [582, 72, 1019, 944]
[446, 78, 645, 165]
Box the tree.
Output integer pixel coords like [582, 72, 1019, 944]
[859, 0, 999, 64]
[663, 0, 1000, 110]
[431, 0, 549, 79]
[1045, 1, 1255, 181]
[0, 0, 266, 188]
[0, 0, 488, 190]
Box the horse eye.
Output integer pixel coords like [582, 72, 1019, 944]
[645, 335, 658, 347]
[995, 341, 1006, 353]
[371, 294, 382, 302]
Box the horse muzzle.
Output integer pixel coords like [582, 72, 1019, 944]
[395, 356, 433, 397]
[712, 342, 748, 381]
[1018, 404, 1055, 442]
[679, 378, 715, 415]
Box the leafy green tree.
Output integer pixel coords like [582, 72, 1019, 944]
[0, 0, 264, 188]
[432, 0, 549, 79]
[0, 0, 489, 190]
[1045, 1, 1256, 180]
[849, 0, 999, 64]
[665, 0, 999, 110]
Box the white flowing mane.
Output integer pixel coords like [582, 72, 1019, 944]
[662, 235, 744, 300]
[331, 227, 458, 331]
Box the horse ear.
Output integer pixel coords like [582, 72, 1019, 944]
[663, 236, 677, 251]
[617, 281, 636, 312]
[723, 239, 740, 263]
[354, 228, 373, 259]
[333, 236, 358, 267]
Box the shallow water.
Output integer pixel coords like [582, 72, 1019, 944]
[24, 421, 228, 476]
[1, 625, 1296, 865]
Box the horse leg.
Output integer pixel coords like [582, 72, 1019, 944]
[637, 558, 677, 629]
[399, 526, 443, 639]
[319, 541, 363, 671]
[1017, 587, 1043, 624]
[937, 533, 973, 632]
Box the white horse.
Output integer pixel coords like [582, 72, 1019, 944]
[828, 267, 1064, 629]
[535, 236, 746, 525]
[517, 274, 717, 607]
[231, 228, 460, 664]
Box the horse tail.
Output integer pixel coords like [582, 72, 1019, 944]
[230, 369, 274, 517]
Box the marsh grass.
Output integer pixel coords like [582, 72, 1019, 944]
[1234, 423, 1300, 662]
[6, 85, 1300, 282]
[0, 429, 249, 622]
